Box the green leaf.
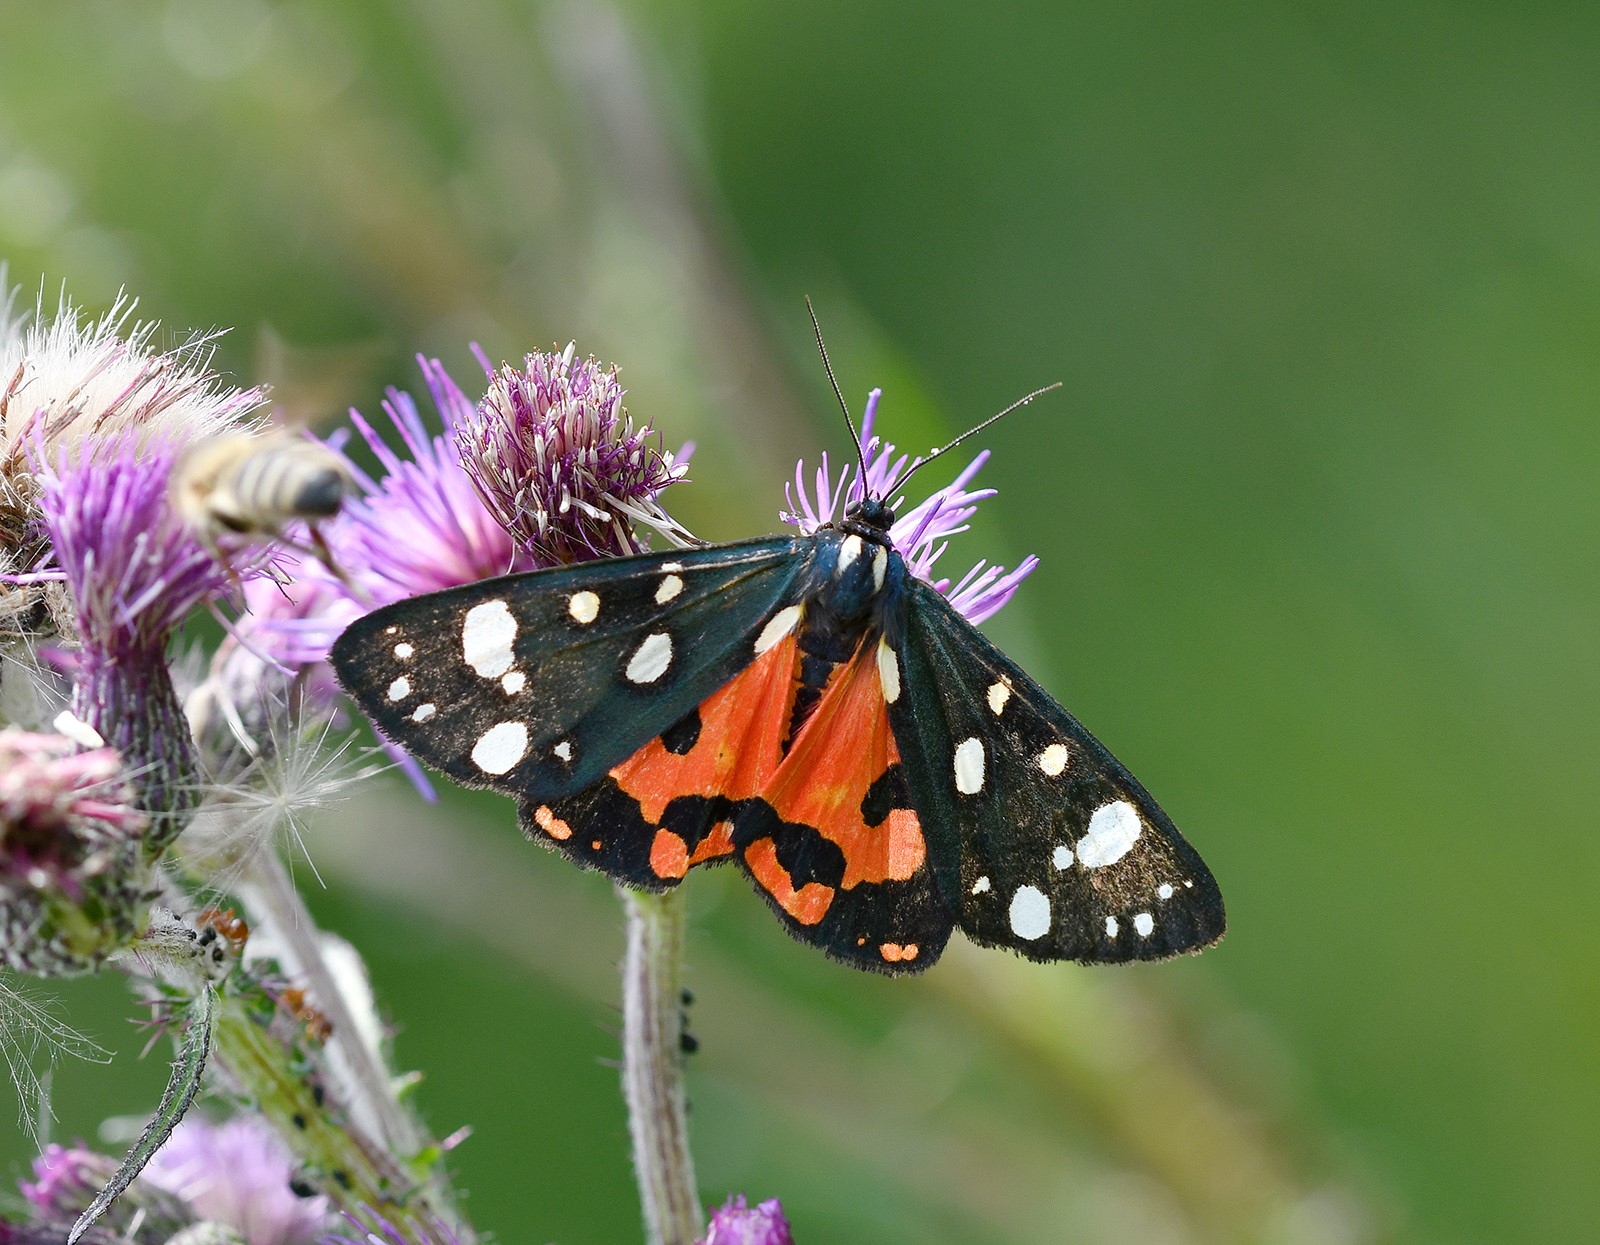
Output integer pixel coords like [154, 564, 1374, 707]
[68, 984, 216, 1245]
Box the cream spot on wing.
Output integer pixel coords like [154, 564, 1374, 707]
[1038, 743, 1069, 776]
[1008, 886, 1051, 940]
[1105, 916, 1119, 938]
[971, 875, 992, 894]
[384, 625, 398, 635]
[837, 533, 863, 572]
[1133, 912, 1155, 938]
[660, 561, 684, 572]
[655, 574, 684, 604]
[471, 721, 528, 774]
[393, 642, 414, 660]
[1052, 844, 1072, 870]
[1157, 883, 1174, 900]
[386, 676, 410, 701]
[1077, 801, 1142, 868]
[878, 639, 901, 703]
[410, 703, 436, 723]
[568, 590, 600, 624]
[987, 681, 1011, 715]
[502, 671, 526, 695]
[871, 544, 888, 591]
[626, 631, 673, 684]
[953, 737, 985, 794]
[462, 600, 517, 678]
[755, 605, 802, 655]
[553, 739, 573, 762]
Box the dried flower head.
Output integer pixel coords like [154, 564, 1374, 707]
[0, 728, 153, 975]
[454, 344, 690, 565]
[784, 388, 1036, 623]
[0, 281, 264, 638]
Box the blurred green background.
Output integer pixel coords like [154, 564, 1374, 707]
[3, 2, 1596, 1242]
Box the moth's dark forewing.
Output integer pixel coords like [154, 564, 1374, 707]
[330, 538, 811, 799]
[888, 579, 1225, 964]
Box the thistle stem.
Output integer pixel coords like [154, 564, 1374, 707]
[236, 849, 422, 1161]
[621, 887, 701, 1245]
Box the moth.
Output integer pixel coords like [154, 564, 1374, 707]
[331, 360, 1224, 974]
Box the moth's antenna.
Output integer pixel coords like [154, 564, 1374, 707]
[806, 297, 870, 500]
[896, 382, 1063, 494]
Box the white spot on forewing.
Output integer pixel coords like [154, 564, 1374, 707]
[655, 574, 684, 604]
[1052, 844, 1072, 870]
[387, 676, 411, 701]
[953, 737, 985, 794]
[462, 600, 518, 678]
[660, 562, 684, 572]
[1105, 916, 1119, 938]
[568, 591, 600, 624]
[1157, 883, 1174, 900]
[837, 533, 863, 571]
[471, 721, 528, 774]
[502, 672, 526, 695]
[971, 876, 992, 894]
[987, 681, 1011, 715]
[1009, 886, 1051, 940]
[626, 632, 673, 684]
[411, 703, 436, 722]
[1038, 743, 1068, 776]
[393, 642, 414, 660]
[1076, 800, 1142, 868]
[877, 639, 901, 703]
[754, 605, 801, 655]
[553, 739, 573, 762]
[1133, 912, 1155, 938]
[871, 544, 888, 591]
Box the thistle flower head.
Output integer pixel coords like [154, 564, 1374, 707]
[0, 282, 264, 637]
[0, 728, 153, 975]
[31, 433, 252, 655]
[326, 359, 532, 604]
[18, 1139, 193, 1240]
[142, 1116, 329, 1245]
[784, 388, 1036, 624]
[454, 344, 690, 565]
[699, 1194, 794, 1245]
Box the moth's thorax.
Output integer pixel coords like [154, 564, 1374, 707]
[810, 527, 893, 625]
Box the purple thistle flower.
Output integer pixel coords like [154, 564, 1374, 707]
[698, 1194, 795, 1245]
[18, 1139, 193, 1240]
[454, 344, 690, 566]
[0, 728, 153, 975]
[783, 388, 1036, 624]
[329, 359, 533, 604]
[24, 435, 267, 853]
[142, 1116, 329, 1245]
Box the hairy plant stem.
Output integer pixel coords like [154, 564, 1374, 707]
[238, 849, 418, 1156]
[621, 887, 700, 1245]
[233, 848, 472, 1240]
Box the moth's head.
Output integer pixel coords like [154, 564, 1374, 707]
[843, 495, 896, 537]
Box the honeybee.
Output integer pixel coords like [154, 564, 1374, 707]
[174, 431, 351, 577]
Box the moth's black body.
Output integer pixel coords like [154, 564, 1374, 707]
[333, 498, 1226, 974]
